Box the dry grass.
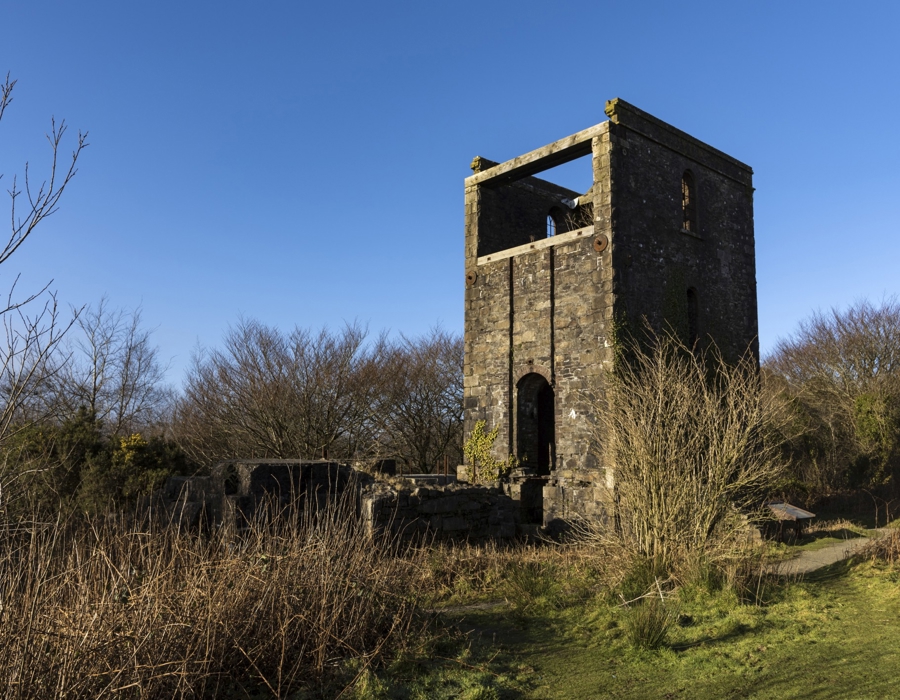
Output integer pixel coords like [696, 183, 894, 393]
[0, 495, 423, 699]
[804, 518, 867, 536]
[418, 540, 602, 609]
[860, 528, 900, 566]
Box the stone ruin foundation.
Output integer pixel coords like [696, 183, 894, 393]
[156, 460, 524, 543]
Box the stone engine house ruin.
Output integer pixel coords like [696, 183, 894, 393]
[463, 99, 758, 530]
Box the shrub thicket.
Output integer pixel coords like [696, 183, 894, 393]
[765, 297, 900, 496]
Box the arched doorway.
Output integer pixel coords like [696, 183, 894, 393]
[516, 373, 555, 476]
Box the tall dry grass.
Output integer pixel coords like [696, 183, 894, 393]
[0, 494, 422, 699]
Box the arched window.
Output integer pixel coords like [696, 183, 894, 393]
[547, 207, 562, 237]
[681, 170, 696, 232]
[687, 287, 699, 349]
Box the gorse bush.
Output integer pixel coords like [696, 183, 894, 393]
[0, 493, 423, 699]
[1, 409, 191, 517]
[463, 420, 516, 483]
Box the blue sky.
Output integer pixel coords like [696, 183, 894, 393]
[1, 0, 898, 384]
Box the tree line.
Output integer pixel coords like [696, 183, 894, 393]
[764, 297, 900, 498]
[1, 308, 464, 515]
[173, 320, 463, 471]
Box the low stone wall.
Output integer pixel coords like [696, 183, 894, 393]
[156, 460, 374, 531]
[459, 465, 612, 533]
[156, 476, 220, 529]
[157, 462, 531, 543]
[362, 482, 520, 542]
[213, 459, 367, 525]
[542, 475, 611, 533]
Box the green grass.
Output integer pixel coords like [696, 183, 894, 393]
[361, 556, 900, 699]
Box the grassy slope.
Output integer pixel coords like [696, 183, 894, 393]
[384, 560, 900, 700]
[521, 567, 900, 699]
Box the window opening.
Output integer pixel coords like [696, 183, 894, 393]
[682, 170, 696, 232]
[548, 207, 566, 238]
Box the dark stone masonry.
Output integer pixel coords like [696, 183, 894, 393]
[158, 461, 522, 542]
[463, 98, 758, 530]
[362, 481, 521, 542]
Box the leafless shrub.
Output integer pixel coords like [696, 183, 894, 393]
[584, 329, 784, 578]
[562, 201, 593, 232]
[0, 493, 423, 698]
[857, 528, 900, 566]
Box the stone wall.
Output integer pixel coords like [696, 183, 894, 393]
[156, 460, 372, 531]
[361, 481, 520, 542]
[475, 169, 584, 257]
[605, 99, 758, 363]
[156, 476, 220, 528]
[215, 459, 371, 529]
[157, 462, 521, 544]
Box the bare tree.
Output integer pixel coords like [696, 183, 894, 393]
[0, 288, 69, 436]
[174, 320, 389, 467]
[379, 328, 463, 472]
[1, 74, 88, 271]
[45, 298, 172, 436]
[0, 74, 87, 510]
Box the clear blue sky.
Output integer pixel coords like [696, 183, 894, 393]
[1, 0, 898, 385]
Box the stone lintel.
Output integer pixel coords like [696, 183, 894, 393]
[465, 123, 608, 188]
[475, 226, 594, 266]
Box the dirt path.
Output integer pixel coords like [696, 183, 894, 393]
[777, 534, 879, 575]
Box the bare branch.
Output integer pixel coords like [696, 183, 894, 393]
[5, 120, 88, 265]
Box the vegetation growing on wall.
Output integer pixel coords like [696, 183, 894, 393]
[463, 419, 517, 483]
